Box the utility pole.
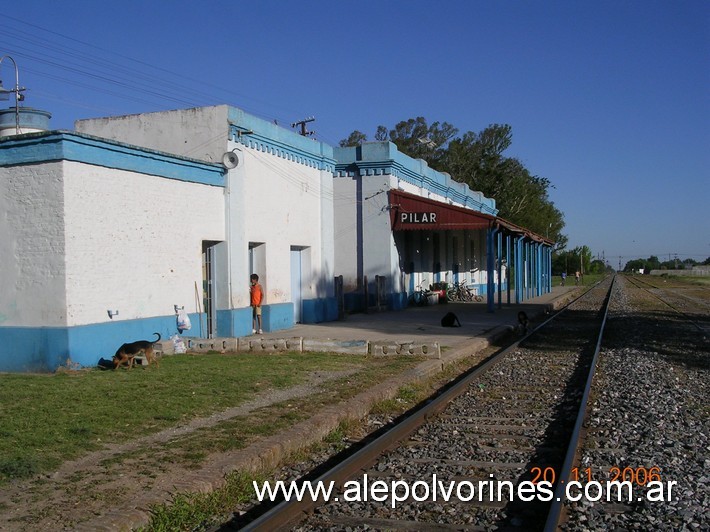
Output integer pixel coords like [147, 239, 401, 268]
[291, 116, 315, 137]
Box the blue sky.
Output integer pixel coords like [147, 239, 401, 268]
[2, 0, 708, 266]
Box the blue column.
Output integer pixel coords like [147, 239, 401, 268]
[497, 231, 503, 309]
[520, 237, 528, 302]
[515, 237, 525, 303]
[525, 241, 530, 301]
[535, 243, 541, 297]
[486, 227, 497, 313]
[530, 242, 538, 299]
[506, 234, 511, 305]
[515, 237, 523, 304]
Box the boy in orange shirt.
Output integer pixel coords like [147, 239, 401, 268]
[250, 274, 264, 334]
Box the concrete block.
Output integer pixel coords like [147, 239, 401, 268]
[407, 343, 441, 358]
[155, 340, 174, 355]
[259, 338, 289, 352]
[370, 342, 402, 356]
[302, 338, 369, 355]
[220, 337, 239, 352]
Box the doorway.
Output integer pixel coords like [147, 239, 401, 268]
[290, 247, 303, 323]
[202, 241, 220, 338]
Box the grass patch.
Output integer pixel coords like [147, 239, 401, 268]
[369, 382, 429, 415]
[657, 274, 710, 287]
[0, 352, 411, 483]
[145, 470, 264, 532]
[142, 348, 498, 531]
[323, 418, 360, 446]
[123, 355, 423, 470]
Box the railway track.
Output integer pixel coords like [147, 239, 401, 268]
[237, 277, 616, 531]
[623, 274, 710, 336]
[564, 275, 709, 531]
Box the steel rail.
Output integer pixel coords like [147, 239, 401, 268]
[624, 275, 708, 334]
[240, 279, 611, 531]
[543, 274, 616, 531]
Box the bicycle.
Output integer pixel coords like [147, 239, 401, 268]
[408, 283, 431, 307]
[447, 281, 483, 302]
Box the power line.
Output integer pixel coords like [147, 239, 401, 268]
[1, 14, 322, 134]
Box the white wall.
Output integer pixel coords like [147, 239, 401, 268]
[62, 161, 225, 326]
[78, 105, 337, 317]
[318, 167, 335, 298]
[75, 106, 230, 163]
[333, 174, 405, 294]
[0, 162, 67, 327]
[362, 176, 400, 292]
[234, 144, 327, 306]
[333, 173, 359, 291]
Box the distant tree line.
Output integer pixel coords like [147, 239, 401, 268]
[550, 246, 613, 276]
[340, 118, 566, 248]
[622, 256, 710, 273]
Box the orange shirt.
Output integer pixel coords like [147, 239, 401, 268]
[250, 283, 263, 306]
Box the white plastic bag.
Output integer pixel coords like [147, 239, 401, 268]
[177, 309, 191, 331]
[171, 334, 186, 354]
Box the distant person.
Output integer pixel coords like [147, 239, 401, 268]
[250, 274, 264, 334]
[575, 271, 580, 285]
[561, 272, 566, 286]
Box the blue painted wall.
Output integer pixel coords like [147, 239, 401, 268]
[389, 292, 408, 310]
[263, 303, 294, 332]
[0, 314, 201, 373]
[301, 297, 338, 324]
[215, 303, 295, 338]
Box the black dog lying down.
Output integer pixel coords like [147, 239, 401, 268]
[441, 312, 461, 327]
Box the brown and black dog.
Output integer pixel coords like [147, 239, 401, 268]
[113, 332, 161, 369]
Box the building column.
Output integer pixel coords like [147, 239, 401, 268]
[486, 227, 498, 313]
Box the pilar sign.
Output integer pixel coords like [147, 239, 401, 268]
[400, 211, 437, 224]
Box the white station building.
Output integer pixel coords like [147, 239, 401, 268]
[0, 104, 551, 372]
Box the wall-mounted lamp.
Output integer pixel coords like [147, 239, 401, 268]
[107, 310, 119, 319]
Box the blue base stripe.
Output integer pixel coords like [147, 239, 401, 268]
[0, 313, 202, 373]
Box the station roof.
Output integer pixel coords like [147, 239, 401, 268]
[388, 189, 553, 246]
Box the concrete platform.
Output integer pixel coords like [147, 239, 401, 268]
[259, 285, 580, 351]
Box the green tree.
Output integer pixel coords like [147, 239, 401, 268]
[386, 117, 458, 167]
[623, 256, 662, 273]
[624, 259, 646, 272]
[339, 118, 565, 243]
[339, 130, 368, 147]
[647, 256, 661, 271]
[374, 125, 389, 141]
